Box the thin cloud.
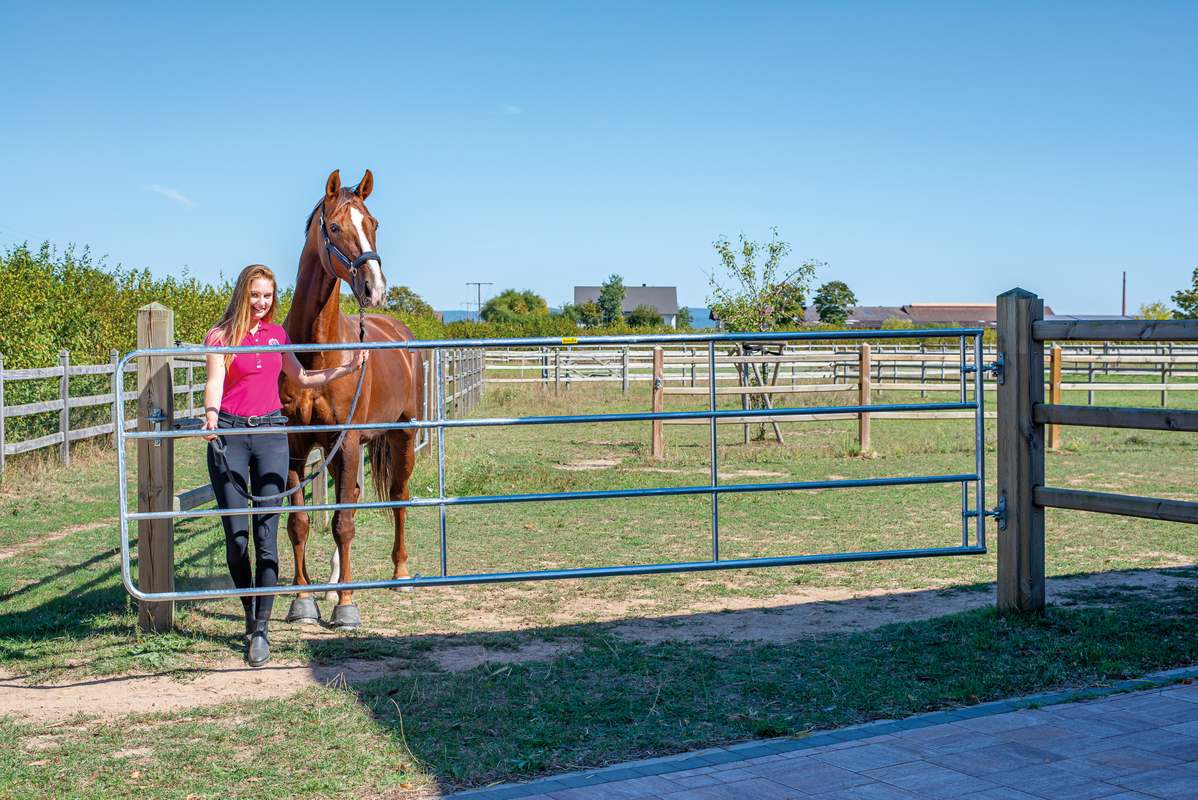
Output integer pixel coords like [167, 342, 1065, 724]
[144, 184, 195, 208]
[494, 103, 523, 115]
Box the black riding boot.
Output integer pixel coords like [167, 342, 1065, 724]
[243, 598, 255, 643]
[247, 619, 270, 667]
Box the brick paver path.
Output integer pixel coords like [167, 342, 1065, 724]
[453, 677, 1198, 799]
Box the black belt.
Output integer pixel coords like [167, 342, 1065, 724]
[218, 410, 287, 428]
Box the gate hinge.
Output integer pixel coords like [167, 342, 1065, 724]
[983, 495, 1007, 530]
[981, 352, 1005, 385]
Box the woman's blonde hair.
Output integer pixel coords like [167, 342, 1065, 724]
[213, 265, 278, 371]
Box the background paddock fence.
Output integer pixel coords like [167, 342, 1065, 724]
[117, 324, 991, 632]
[995, 291, 1198, 614]
[3, 334, 1194, 469]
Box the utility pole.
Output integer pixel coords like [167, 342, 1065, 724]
[1122, 271, 1127, 316]
[466, 282, 492, 322]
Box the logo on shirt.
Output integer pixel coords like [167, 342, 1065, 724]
[268, 338, 280, 346]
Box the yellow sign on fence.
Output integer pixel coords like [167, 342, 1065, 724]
[561, 337, 578, 345]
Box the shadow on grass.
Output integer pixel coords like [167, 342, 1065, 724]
[289, 566, 1198, 787]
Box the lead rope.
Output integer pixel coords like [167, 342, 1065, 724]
[209, 307, 368, 506]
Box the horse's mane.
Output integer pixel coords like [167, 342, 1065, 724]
[303, 191, 358, 235]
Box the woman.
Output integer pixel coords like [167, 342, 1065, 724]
[202, 264, 367, 667]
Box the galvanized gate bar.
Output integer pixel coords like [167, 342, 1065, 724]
[122, 401, 981, 439]
[115, 327, 989, 604]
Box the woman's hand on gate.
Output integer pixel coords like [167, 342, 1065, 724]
[201, 413, 219, 442]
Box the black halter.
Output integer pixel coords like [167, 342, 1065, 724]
[319, 201, 382, 279]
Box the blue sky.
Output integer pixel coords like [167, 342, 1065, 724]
[3, 2, 1195, 315]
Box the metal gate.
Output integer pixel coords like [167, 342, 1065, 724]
[116, 327, 990, 604]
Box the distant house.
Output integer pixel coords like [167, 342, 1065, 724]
[574, 285, 680, 327]
[900, 303, 1055, 328]
[802, 306, 912, 329]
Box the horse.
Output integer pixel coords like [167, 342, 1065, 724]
[279, 169, 425, 629]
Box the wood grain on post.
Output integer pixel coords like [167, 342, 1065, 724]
[651, 346, 664, 457]
[1048, 345, 1062, 451]
[136, 302, 175, 633]
[59, 350, 70, 466]
[858, 344, 871, 452]
[996, 288, 1045, 613]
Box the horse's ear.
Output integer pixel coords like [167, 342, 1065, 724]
[355, 170, 373, 201]
[325, 170, 341, 200]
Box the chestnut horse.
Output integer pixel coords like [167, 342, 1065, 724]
[280, 169, 424, 628]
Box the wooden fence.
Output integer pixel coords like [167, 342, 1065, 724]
[995, 290, 1198, 613]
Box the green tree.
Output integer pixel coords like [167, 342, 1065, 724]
[773, 282, 808, 326]
[578, 300, 605, 328]
[598, 274, 626, 325]
[1172, 268, 1198, 318]
[1138, 301, 1172, 320]
[706, 229, 821, 332]
[813, 281, 857, 326]
[676, 306, 694, 330]
[383, 285, 435, 318]
[481, 288, 548, 324]
[626, 304, 663, 328]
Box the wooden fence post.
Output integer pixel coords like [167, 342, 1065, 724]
[1048, 345, 1062, 451]
[996, 288, 1045, 613]
[137, 302, 175, 633]
[59, 350, 70, 466]
[651, 346, 664, 457]
[0, 353, 5, 477]
[858, 344, 871, 452]
[555, 349, 561, 396]
[621, 347, 629, 393]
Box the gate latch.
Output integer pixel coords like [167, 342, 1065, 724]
[981, 351, 1005, 385]
[984, 495, 1007, 530]
[145, 407, 167, 447]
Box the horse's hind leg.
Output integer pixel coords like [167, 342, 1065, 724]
[389, 430, 417, 591]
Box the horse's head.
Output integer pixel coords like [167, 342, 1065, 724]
[314, 169, 386, 308]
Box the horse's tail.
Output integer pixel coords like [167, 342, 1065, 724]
[368, 436, 395, 522]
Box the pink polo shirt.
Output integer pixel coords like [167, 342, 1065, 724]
[205, 322, 292, 417]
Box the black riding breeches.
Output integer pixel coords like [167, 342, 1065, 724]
[206, 420, 289, 620]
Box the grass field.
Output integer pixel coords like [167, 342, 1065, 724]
[0, 374, 1197, 798]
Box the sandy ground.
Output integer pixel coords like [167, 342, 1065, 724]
[2, 565, 1193, 725]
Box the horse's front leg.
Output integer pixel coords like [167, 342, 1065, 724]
[284, 444, 321, 624]
[329, 435, 362, 628]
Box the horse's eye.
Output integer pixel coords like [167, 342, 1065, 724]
[330, 223, 340, 234]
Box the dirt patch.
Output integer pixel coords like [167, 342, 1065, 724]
[429, 641, 580, 673]
[0, 520, 112, 561]
[609, 566, 1198, 645]
[0, 656, 407, 726]
[553, 459, 621, 471]
[634, 468, 786, 478]
[4, 566, 1193, 724]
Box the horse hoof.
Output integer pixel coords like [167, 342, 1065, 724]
[390, 573, 418, 593]
[324, 591, 340, 603]
[329, 604, 362, 629]
[285, 597, 322, 624]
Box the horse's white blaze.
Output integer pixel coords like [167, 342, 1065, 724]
[349, 207, 385, 304]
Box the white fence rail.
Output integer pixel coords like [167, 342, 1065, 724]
[3, 340, 1192, 467]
